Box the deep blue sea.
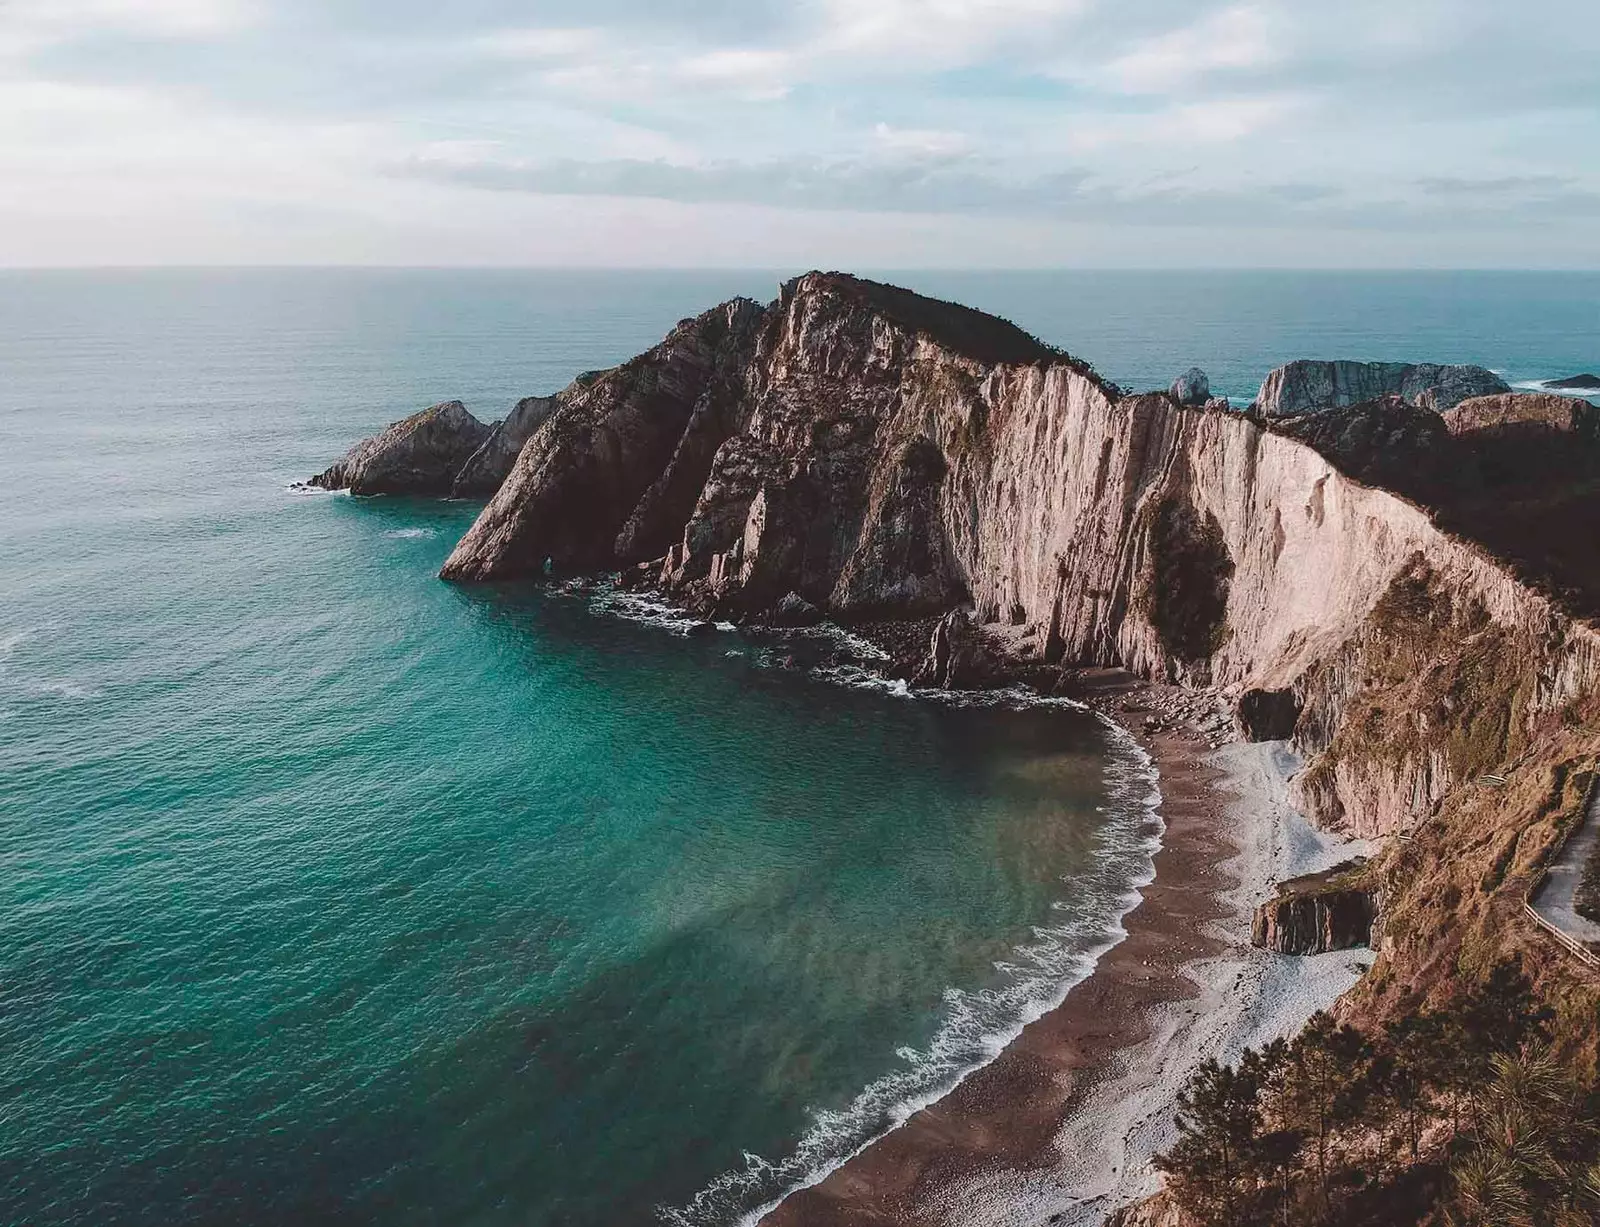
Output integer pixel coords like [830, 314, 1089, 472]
[2, 270, 1596, 1227]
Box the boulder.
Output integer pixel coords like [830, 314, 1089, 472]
[767, 591, 825, 627]
[309, 400, 492, 495]
[1256, 360, 1508, 418]
[1169, 367, 1211, 407]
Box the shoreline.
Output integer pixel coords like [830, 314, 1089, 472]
[761, 680, 1373, 1227]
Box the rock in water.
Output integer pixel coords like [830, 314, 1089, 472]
[1169, 367, 1210, 406]
[1256, 359, 1508, 417]
[1545, 373, 1600, 391]
[309, 400, 492, 495]
[451, 395, 561, 498]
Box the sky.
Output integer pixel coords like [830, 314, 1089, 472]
[2, 0, 1598, 267]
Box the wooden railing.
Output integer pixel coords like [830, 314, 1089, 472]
[1524, 770, 1600, 971]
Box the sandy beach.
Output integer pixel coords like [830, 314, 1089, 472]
[763, 686, 1373, 1227]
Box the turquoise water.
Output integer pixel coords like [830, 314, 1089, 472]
[3, 270, 1596, 1227]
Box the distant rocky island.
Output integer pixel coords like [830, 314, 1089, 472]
[312, 273, 1600, 1227]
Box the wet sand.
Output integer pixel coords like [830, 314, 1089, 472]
[762, 679, 1372, 1227]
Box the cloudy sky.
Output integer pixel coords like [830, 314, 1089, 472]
[3, 0, 1597, 266]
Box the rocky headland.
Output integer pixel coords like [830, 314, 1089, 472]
[317, 273, 1600, 1226]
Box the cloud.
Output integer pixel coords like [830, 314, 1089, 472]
[1096, 4, 1281, 94]
[1, 0, 252, 41]
[2, 0, 1599, 265]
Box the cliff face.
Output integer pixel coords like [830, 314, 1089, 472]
[451, 395, 561, 497]
[433, 273, 1600, 842]
[1255, 359, 1509, 417]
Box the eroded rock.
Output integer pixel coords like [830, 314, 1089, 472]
[1256, 360, 1509, 418]
[309, 400, 491, 495]
[1252, 861, 1380, 954]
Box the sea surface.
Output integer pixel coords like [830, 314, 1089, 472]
[2, 269, 1596, 1227]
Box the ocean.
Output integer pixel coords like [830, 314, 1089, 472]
[2, 269, 1595, 1227]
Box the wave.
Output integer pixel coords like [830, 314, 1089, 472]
[383, 528, 437, 539]
[664, 719, 1162, 1227]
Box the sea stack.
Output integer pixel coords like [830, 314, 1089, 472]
[309, 400, 492, 495]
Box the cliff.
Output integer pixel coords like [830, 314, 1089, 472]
[1254, 359, 1508, 417]
[451, 394, 561, 497]
[429, 274, 1597, 846]
[319, 272, 1600, 1225]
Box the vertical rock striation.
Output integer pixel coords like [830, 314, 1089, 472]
[422, 272, 1600, 841]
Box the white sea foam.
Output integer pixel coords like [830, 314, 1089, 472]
[28, 680, 100, 700]
[0, 627, 41, 664]
[930, 741, 1373, 1227]
[664, 716, 1163, 1227]
[383, 528, 436, 539]
[561, 578, 1164, 1227]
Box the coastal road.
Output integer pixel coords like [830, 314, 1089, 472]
[1531, 787, 1600, 951]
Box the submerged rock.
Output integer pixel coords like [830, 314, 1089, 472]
[1256, 359, 1508, 417]
[309, 400, 492, 495]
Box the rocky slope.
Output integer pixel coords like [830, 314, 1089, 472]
[1254, 358, 1508, 416]
[309, 399, 491, 495]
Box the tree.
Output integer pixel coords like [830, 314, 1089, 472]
[1276, 1012, 1375, 1214]
[1157, 1055, 1268, 1226]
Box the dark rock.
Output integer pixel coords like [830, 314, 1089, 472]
[1238, 688, 1301, 741]
[439, 298, 766, 580]
[451, 394, 561, 497]
[1252, 861, 1380, 954]
[309, 400, 491, 495]
[1169, 367, 1210, 407]
[1546, 373, 1600, 391]
[1256, 360, 1509, 417]
[768, 591, 824, 627]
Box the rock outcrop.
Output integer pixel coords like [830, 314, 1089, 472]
[1255, 359, 1508, 417]
[427, 273, 1600, 839]
[309, 400, 492, 495]
[1251, 861, 1380, 954]
[1546, 373, 1600, 392]
[1169, 367, 1210, 407]
[451, 395, 561, 497]
[439, 297, 765, 579]
[1443, 391, 1600, 439]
